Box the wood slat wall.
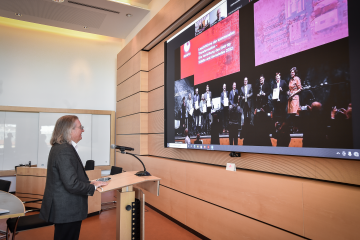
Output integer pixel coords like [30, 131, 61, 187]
[148, 64, 164, 91]
[116, 113, 148, 135]
[117, 51, 148, 84]
[115, 0, 360, 239]
[117, 71, 148, 101]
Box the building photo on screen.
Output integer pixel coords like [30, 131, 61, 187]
[164, 0, 359, 160]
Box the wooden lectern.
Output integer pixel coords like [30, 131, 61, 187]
[97, 171, 161, 240]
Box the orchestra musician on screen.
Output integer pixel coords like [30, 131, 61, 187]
[204, 85, 212, 135]
[240, 77, 253, 126]
[193, 88, 201, 134]
[199, 94, 208, 135]
[186, 93, 194, 135]
[176, 67, 353, 149]
[255, 74, 270, 113]
[220, 83, 229, 133]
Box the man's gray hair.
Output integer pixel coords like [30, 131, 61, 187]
[50, 115, 78, 145]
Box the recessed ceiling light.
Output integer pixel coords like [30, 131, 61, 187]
[108, 0, 130, 5]
[52, 0, 65, 2]
[126, 14, 132, 17]
[84, 26, 88, 29]
[15, 13, 22, 17]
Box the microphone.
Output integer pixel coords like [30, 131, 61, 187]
[110, 144, 151, 176]
[110, 144, 134, 151]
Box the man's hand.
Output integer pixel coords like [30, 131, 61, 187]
[91, 180, 109, 188]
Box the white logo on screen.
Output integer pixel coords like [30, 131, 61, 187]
[184, 41, 191, 52]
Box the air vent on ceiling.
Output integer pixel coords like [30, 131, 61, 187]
[0, 0, 107, 28]
[68, 1, 119, 14]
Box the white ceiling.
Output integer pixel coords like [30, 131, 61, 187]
[0, 0, 151, 39]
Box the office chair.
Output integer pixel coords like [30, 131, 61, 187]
[6, 200, 53, 240]
[84, 160, 95, 170]
[0, 179, 11, 192]
[110, 166, 123, 175]
[101, 166, 123, 211]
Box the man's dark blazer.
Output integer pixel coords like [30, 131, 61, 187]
[272, 80, 288, 103]
[240, 84, 253, 108]
[256, 83, 270, 98]
[220, 90, 229, 109]
[40, 143, 95, 224]
[229, 89, 239, 105]
[255, 83, 270, 109]
[193, 94, 200, 109]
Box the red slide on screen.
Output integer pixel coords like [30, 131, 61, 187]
[181, 11, 240, 86]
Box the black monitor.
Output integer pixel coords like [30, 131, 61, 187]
[164, 0, 360, 160]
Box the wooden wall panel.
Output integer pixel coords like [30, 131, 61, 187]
[314, 158, 360, 185]
[116, 92, 148, 118]
[116, 134, 148, 155]
[269, 156, 315, 179]
[117, 51, 148, 84]
[145, 183, 304, 240]
[148, 86, 164, 113]
[145, 185, 188, 225]
[136, 156, 304, 235]
[148, 40, 165, 71]
[303, 181, 360, 240]
[148, 63, 164, 91]
[117, 71, 148, 101]
[116, 113, 148, 135]
[185, 163, 304, 236]
[115, 152, 134, 171]
[117, 0, 201, 69]
[148, 110, 164, 133]
[185, 195, 304, 240]
[16, 175, 46, 195]
[142, 156, 187, 193]
[17, 167, 46, 176]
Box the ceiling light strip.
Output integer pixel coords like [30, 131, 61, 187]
[68, 1, 120, 14]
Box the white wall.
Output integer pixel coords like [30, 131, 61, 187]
[0, 23, 123, 111]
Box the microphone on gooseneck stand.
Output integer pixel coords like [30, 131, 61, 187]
[110, 144, 134, 151]
[110, 145, 151, 176]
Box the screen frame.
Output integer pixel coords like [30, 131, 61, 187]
[163, 0, 360, 161]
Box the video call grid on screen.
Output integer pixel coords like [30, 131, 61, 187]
[164, 0, 360, 160]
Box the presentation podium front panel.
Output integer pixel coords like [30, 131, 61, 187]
[97, 171, 161, 240]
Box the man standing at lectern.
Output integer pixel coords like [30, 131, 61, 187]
[40, 115, 108, 240]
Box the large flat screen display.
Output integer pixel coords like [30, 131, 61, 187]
[164, 0, 360, 160]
